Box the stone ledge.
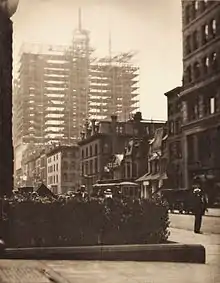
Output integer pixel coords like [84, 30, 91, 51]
[0, 244, 206, 264]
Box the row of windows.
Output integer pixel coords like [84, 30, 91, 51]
[48, 154, 59, 163]
[82, 144, 98, 158]
[185, 18, 217, 56]
[82, 158, 98, 175]
[184, 50, 219, 85]
[148, 159, 167, 175]
[48, 172, 76, 184]
[124, 162, 138, 179]
[187, 94, 218, 122]
[184, 0, 214, 26]
[48, 163, 59, 173]
[48, 175, 58, 184]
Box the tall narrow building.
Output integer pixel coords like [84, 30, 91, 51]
[180, 1, 220, 189]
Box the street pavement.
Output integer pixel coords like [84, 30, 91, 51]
[0, 213, 219, 283]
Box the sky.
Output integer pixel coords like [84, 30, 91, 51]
[12, 0, 183, 120]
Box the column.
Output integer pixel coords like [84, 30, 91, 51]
[0, 10, 13, 197]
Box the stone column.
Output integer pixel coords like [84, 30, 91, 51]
[0, 10, 13, 197]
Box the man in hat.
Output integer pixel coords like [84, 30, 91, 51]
[192, 186, 207, 233]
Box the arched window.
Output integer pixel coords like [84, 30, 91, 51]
[211, 19, 217, 37]
[211, 52, 218, 70]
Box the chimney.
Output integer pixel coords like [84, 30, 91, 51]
[133, 112, 142, 122]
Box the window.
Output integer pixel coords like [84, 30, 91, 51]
[210, 97, 216, 114]
[90, 145, 93, 157]
[94, 158, 98, 173]
[186, 66, 192, 83]
[94, 144, 98, 155]
[169, 121, 174, 135]
[82, 149, 84, 158]
[203, 56, 209, 74]
[193, 61, 200, 79]
[185, 5, 190, 25]
[203, 24, 209, 43]
[86, 147, 88, 157]
[126, 163, 131, 178]
[192, 30, 198, 50]
[210, 19, 216, 37]
[186, 35, 191, 54]
[211, 52, 218, 71]
[175, 119, 181, 134]
[89, 159, 93, 174]
[116, 125, 123, 134]
[132, 163, 138, 178]
[194, 0, 199, 11]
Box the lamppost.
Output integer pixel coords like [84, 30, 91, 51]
[0, 0, 19, 198]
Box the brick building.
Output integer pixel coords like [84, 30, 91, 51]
[78, 112, 165, 194]
[180, 0, 220, 194]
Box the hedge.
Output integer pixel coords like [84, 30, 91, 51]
[3, 195, 170, 247]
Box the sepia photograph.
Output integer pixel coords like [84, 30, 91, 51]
[0, 0, 220, 282]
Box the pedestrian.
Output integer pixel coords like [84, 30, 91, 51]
[192, 187, 207, 234]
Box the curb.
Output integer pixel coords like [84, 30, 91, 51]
[1, 243, 206, 264]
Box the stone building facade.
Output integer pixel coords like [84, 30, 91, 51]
[180, 1, 220, 199]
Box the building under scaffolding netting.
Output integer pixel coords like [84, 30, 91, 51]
[89, 51, 140, 121]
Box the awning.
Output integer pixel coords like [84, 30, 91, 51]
[136, 173, 168, 182]
[119, 181, 138, 187]
[136, 173, 151, 182]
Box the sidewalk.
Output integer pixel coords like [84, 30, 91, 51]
[206, 208, 220, 217]
[169, 228, 220, 266]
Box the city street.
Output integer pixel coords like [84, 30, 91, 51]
[169, 211, 220, 235]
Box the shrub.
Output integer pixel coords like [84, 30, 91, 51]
[4, 195, 169, 247]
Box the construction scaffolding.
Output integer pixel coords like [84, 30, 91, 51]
[13, 9, 140, 176]
[89, 51, 139, 121]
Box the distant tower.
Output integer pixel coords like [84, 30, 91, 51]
[71, 8, 93, 136]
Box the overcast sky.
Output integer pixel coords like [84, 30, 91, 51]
[12, 0, 183, 120]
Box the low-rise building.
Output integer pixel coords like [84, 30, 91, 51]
[46, 145, 80, 194]
[78, 112, 166, 194]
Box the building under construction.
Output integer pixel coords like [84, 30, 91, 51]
[13, 11, 140, 179]
[89, 52, 139, 121]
